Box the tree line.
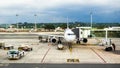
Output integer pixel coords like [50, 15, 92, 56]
[0, 22, 120, 30]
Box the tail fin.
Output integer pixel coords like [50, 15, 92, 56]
[67, 16, 69, 29]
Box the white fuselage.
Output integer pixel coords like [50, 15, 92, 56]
[64, 28, 76, 42]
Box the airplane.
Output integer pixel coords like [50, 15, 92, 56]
[38, 18, 88, 50]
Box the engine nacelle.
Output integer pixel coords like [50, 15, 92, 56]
[82, 38, 88, 43]
[51, 37, 57, 43]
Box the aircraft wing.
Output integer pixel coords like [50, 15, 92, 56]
[38, 33, 65, 43]
[38, 33, 64, 40]
[49, 34, 64, 38]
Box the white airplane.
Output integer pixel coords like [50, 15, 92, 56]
[38, 18, 76, 50]
[38, 18, 90, 50]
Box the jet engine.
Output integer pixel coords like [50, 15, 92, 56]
[51, 37, 57, 43]
[82, 38, 88, 43]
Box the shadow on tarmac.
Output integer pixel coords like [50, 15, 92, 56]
[112, 50, 120, 55]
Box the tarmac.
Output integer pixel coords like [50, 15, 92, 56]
[0, 32, 120, 63]
[0, 38, 120, 64]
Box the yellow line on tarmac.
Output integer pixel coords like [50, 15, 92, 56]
[69, 48, 72, 53]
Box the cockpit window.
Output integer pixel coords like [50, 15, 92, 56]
[68, 33, 75, 35]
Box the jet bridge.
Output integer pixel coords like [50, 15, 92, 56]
[72, 27, 91, 39]
[72, 27, 91, 43]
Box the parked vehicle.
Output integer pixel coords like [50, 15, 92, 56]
[7, 49, 24, 60]
[0, 41, 5, 49]
[4, 45, 14, 50]
[18, 44, 33, 51]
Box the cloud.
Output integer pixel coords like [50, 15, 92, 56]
[1, 0, 120, 11]
[0, 0, 120, 23]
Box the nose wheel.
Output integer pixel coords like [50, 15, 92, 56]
[76, 38, 80, 44]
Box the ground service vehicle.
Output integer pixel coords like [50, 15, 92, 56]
[18, 44, 33, 51]
[7, 49, 24, 60]
[4, 45, 14, 50]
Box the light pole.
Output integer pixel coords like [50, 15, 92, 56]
[5, 24, 7, 29]
[34, 14, 37, 30]
[90, 11, 93, 37]
[16, 14, 19, 32]
[90, 12, 93, 28]
[67, 16, 69, 29]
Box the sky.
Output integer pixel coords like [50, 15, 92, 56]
[0, 0, 120, 24]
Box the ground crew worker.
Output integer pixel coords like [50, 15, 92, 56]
[110, 39, 116, 51]
[112, 43, 116, 51]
